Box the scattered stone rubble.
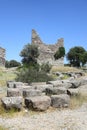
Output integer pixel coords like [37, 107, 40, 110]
[1, 71, 87, 111]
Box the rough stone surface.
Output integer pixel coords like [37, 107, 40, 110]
[7, 81, 24, 88]
[32, 84, 53, 92]
[67, 88, 79, 96]
[31, 29, 64, 66]
[70, 80, 81, 88]
[31, 82, 46, 86]
[23, 89, 42, 97]
[7, 88, 22, 97]
[1, 96, 22, 110]
[0, 47, 5, 66]
[7, 81, 15, 88]
[14, 82, 24, 88]
[46, 87, 67, 95]
[47, 80, 63, 87]
[51, 94, 70, 108]
[25, 96, 51, 111]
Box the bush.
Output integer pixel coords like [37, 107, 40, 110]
[41, 63, 52, 73]
[16, 44, 53, 83]
[5, 60, 21, 68]
[54, 47, 65, 60]
[16, 67, 53, 84]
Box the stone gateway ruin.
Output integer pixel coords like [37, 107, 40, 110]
[31, 29, 64, 66]
[0, 47, 5, 66]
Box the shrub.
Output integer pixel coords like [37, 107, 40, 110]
[54, 47, 65, 60]
[5, 60, 21, 68]
[41, 63, 52, 73]
[16, 67, 53, 84]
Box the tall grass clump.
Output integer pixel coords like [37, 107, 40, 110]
[70, 93, 87, 109]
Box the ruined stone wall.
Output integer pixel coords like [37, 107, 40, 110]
[0, 47, 5, 66]
[31, 29, 64, 66]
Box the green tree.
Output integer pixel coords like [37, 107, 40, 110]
[16, 43, 53, 83]
[41, 62, 52, 73]
[5, 60, 10, 68]
[80, 52, 87, 66]
[54, 47, 65, 60]
[67, 46, 87, 67]
[20, 44, 39, 67]
[5, 60, 21, 68]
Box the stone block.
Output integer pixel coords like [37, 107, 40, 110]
[23, 89, 42, 97]
[51, 94, 70, 108]
[7, 88, 22, 97]
[1, 96, 22, 110]
[46, 87, 67, 95]
[67, 88, 79, 96]
[25, 96, 51, 111]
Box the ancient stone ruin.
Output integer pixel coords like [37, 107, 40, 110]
[31, 29, 64, 66]
[1, 71, 85, 111]
[0, 47, 5, 66]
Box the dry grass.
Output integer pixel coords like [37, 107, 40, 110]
[0, 67, 16, 87]
[51, 66, 81, 73]
[0, 126, 8, 130]
[70, 94, 87, 109]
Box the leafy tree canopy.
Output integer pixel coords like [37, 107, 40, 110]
[54, 47, 65, 60]
[20, 44, 39, 66]
[5, 60, 21, 68]
[67, 46, 87, 67]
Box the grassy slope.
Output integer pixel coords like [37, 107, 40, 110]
[0, 66, 87, 115]
[0, 126, 8, 130]
[0, 67, 16, 87]
[51, 66, 81, 73]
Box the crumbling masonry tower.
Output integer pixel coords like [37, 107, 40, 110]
[31, 29, 64, 66]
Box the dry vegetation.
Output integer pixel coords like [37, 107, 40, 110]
[0, 126, 8, 130]
[0, 67, 16, 87]
[70, 94, 87, 109]
[51, 66, 81, 73]
[0, 66, 87, 116]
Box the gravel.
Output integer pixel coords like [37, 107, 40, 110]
[0, 104, 87, 130]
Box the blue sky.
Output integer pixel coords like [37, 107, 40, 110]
[0, 0, 87, 63]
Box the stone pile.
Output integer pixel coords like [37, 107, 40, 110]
[1, 72, 87, 111]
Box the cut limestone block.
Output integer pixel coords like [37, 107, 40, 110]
[7, 88, 22, 97]
[51, 94, 70, 108]
[1, 96, 22, 110]
[7, 81, 24, 88]
[46, 87, 67, 95]
[23, 89, 42, 97]
[67, 88, 79, 96]
[25, 96, 51, 111]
